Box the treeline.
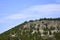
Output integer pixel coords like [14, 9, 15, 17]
[39, 18, 60, 20]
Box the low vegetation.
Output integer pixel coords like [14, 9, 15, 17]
[0, 18, 60, 40]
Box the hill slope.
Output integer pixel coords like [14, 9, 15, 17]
[0, 18, 60, 40]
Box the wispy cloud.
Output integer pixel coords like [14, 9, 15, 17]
[5, 14, 32, 19]
[0, 4, 60, 23]
[21, 4, 60, 16]
[0, 4, 60, 34]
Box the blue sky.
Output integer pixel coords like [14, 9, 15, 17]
[0, 0, 60, 34]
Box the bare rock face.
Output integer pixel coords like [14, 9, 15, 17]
[48, 37, 56, 40]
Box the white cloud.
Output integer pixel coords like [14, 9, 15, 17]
[24, 4, 60, 14]
[19, 4, 60, 17]
[5, 14, 32, 19]
[0, 14, 32, 23]
[0, 4, 60, 34]
[0, 4, 60, 23]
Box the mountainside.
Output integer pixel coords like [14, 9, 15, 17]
[0, 18, 60, 40]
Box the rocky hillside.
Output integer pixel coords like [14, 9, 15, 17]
[0, 18, 60, 40]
